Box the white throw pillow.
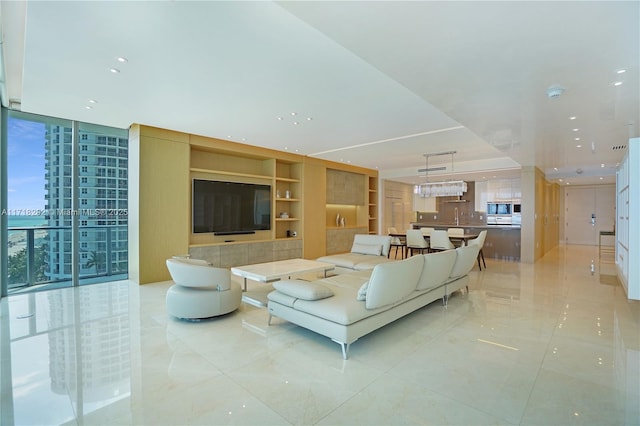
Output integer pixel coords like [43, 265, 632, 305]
[351, 243, 382, 256]
[273, 280, 334, 301]
[356, 281, 369, 301]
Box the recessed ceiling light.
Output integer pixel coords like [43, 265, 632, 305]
[614, 81, 623, 86]
[569, 116, 577, 120]
[85, 106, 93, 110]
[575, 137, 581, 141]
[88, 99, 97, 104]
[601, 163, 605, 168]
[277, 117, 283, 121]
[293, 121, 299, 125]
[116, 56, 128, 63]
[617, 69, 626, 74]
[110, 68, 120, 74]
[599, 177, 604, 180]
[559, 178, 563, 182]
[306, 117, 313, 121]
[554, 167, 558, 171]
[291, 112, 297, 116]
[572, 128, 579, 132]
[576, 144, 582, 148]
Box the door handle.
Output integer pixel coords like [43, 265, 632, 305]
[591, 213, 596, 226]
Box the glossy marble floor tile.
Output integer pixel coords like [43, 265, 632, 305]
[1, 245, 639, 425]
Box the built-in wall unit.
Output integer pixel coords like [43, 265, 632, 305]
[128, 124, 377, 284]
[324, 168, 377, 255]
[616, 137, 639, 300]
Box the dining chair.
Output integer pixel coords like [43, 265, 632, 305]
[429, 229, 455, 251]
[406, 229, 429, 256]
[388, 227, 406, 259]
[467, 230, 487, 270]
[447, 228, 466, 246]
[420, 227, 434, 236]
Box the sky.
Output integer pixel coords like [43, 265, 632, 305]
[7, 117, 47, 212]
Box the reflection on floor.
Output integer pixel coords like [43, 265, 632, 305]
[1, 245, 638, 425]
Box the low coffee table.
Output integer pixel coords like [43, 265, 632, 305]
[231, 258, 335, 307]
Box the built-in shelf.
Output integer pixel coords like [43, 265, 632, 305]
[190, 167, 272, 180]
[276, 176, 300, 183]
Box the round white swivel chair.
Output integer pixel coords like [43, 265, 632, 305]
[166, 258, 242, 319]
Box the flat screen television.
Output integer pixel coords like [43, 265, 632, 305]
[192, 179, 271, 234]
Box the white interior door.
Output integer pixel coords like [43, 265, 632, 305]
[565, 186, 615, 245]
[595, 186, 616, 235]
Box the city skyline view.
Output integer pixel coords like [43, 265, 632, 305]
[6, 116, 47, 212]
[5, 111, 129, 291]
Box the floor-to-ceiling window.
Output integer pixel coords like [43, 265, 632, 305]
[2, 109, 128, 295]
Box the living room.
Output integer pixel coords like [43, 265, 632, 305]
[1, 2, 639, 425]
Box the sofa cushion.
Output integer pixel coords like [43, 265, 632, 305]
[352, 234, 392, 257]
[356, 281, 369, 301]
[351, 243, 382, 256]
[365, 255, 424, 310]
[273, 280, 334, 301]
[449, 245, 481, 280]
[416, 250, 457, 291]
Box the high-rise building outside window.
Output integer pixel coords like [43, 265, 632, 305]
[3, 111, 128, 294]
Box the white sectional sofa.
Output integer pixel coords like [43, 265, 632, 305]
[267, 245, 480, 359]
[316, 234, 393, 274]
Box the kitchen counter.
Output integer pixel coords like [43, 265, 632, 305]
[411, 223, 521, 230]
[410, 223, 521, 261]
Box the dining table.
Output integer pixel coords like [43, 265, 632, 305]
[389, 231, 479, 258]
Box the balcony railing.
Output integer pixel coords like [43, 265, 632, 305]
[7, 224, 128, 293]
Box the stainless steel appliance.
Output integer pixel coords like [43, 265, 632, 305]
[487, 202, 513, 225]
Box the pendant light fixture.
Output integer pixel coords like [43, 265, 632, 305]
[414, 151, 467, 197]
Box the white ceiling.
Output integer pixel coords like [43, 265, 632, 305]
[1, 1, 638, 187]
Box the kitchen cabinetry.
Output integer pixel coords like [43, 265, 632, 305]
[476, 178, 522, 211]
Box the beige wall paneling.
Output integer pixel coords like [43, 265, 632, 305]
[128, 125, 190, 284]
[326, 169, 365, 205]
[302, 159, 326, 260]
[382, 180, 414, 233]
[521, 166, 560, 263]
[520, 167, 537, 263]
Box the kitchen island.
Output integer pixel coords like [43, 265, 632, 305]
[410, 223, 521, 261]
